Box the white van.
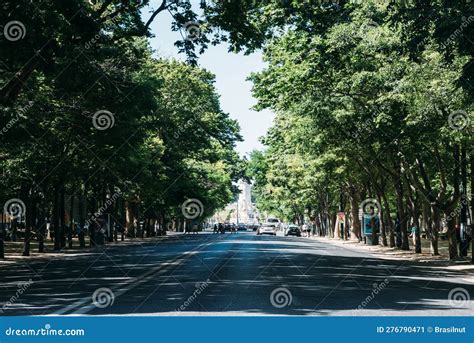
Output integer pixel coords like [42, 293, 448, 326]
[265, 217, 281, 231]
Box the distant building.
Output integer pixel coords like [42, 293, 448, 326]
[211, 180, 259, 224]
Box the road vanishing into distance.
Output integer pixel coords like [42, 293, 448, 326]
[1, 232, 473, 316]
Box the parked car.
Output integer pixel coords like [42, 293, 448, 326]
[257, 225, 276, 236]
[285, 225, 301, 237]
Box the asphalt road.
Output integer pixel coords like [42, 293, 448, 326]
[0, 232, 472, 316]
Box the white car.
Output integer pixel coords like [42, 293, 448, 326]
[257, 225, 277, 236]
[265, 218, 281, 231]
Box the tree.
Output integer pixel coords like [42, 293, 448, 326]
[246, 0, 473, 259]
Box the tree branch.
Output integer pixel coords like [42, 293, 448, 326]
[144, 0, 168, 31]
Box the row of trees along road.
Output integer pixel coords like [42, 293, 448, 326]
[246, 0, 473, 260]
[0, 0, 263, 258]
[0, 1, 472, 261]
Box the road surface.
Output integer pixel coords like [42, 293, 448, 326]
[0, 232, 472, 315]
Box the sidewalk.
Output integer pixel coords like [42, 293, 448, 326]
[0, 231, 185, 265]
[310, 235, 474, 273]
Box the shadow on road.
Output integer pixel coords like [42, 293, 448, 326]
[0, 233, 472, 316]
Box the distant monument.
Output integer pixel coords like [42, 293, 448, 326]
[211, 180, 260, 225]
[237, 180, 255, 224]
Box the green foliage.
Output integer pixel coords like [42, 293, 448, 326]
[0, 2, 245, 227]
[247, 0, 473, 242]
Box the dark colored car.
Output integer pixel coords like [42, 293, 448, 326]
[285, 227, 301, 237]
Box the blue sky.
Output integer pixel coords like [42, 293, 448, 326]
[144, 6, 274, 157]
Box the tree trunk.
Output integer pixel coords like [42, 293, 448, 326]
[120, 199, 125, 241]
[459, 146, 468, 257]
[38, 206, 46, 253]
[89, 194, 97, 247]
[343, 210, 349, 240]
[349, 186, 361, 241]
[445, 208, 459, 259]
[68, 194, 74, 249]
[125, 201, 134, 238]
[145, 218, 149, 238]
[431, 205, 440, 255]
[394, 176, 409, 250]
[0, 213, 5, 259]
[22, 192, 33, 256]
[405, 181, 422, 254]
[413, 199, 421, 254]
[470, 151, 474, 263]
[60, 188, 66, 248]
[78, 192, 86, 248]
[376, 193, 387, 246]
[445, 144, 460, 260]
[53, 186, 61, 251]
[381, 192, 395, 247]
[422, 200, 431, 247]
